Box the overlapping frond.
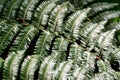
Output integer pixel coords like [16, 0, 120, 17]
[9, 25, 39, 52]
[0, 57, 4, 73]
[0, 0, 8, 16]
[33, 31, 55, 56]
[0, 23, 21, 55]
[38, 53, 57, 80]
[107, 21, 120, 30]
[80, 21, 106, 50]
[53, 61, 72, 80]
[51, 36, 69, 62]
[88, 2, 118, 17]
[33, 0, 57, 27]
[48, 2, 74, 33]
[2, 0, 23, 19]
[94, 29, 116, 53]
[63, 8, 90, 40]
[68, 43, 83, 66]
[0, 20, 7, 34]
[2, 51, 24, 80]
[109, 48, 120, 62]
[74, 0, 94, 7]
[91, 60, 120, 80]
[17, 0, 39, 20]
[92, 11, 120, 22]
[20, 55, 40, 80]
[72, 53, 95, 80]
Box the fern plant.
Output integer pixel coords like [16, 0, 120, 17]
[0, 0, 120, 80]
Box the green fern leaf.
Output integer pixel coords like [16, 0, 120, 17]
[0, 0, 8, 16]
[0, 20, 7, 34]
[63, 8, 90, 40]
[68, 43, 84, 66]
[88, 2, 118, 17]
[92, 11, 120, 22]
[74, 0, 94, 7]
[48, 2, 74, 33]
[91, 69, 119, 80]
[38, 53, 57, 80]
[108, 21, 120, 30]
[20, 55, 40, 80]
[17, 0, 39, 20]
[80, 21, 106, 50]
[0, 57, 4, 74]
[109, 48, 120, 62]
[52, 36, 69, 62]
[9, 25, 39, 52]
[97, 59, 107, 73]
[33, 31, 55, 56]
[74, 53, 95, 80]
[2, 51, 24, 80]
[95, 29, 116, 53]
[33, 0, 57, 27]
[2, 0, 24, 19]
[0, 23, 21, 55]
[53, 61, 72, 80]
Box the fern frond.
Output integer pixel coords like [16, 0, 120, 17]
[52, 36, 69, 62]
[0, 0, 8, 16]
[63, 8, 90, 40]
[75, 0, 94, 7]
[74, 53, 95, 80]
[2, 51, 24, 80]
[0, 57, 4, 73]
[2, 0, 23, 19]
[94, 29, 116, 53]
[108, 21, 120, 30]
[48, 2, 74, 33]
[76, 65, 94, 80]
[9, 25, 39, 52]
[20, 55, 40, 80]
[38, 53, 57, 80]
[53, 61, 72, 80]
[109, 48, 120, 62]
[33, 31, 55, 56]
[33, 0, 57, 27]
[91, 68, 119, 80]
[68, 43, 95, 79]
[17, 0, 39, 20]
[0, 20, 7, 34]
[92, 11, 120, 22]
[114, 30, 120, 46]
[68, 43, 84, 66]
[0, 23, 21, 55]
[88, 2, 118, 17]
[97, 59, 107, 73]
[80, 21, 106, 50]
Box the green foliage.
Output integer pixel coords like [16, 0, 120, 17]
[0, 23, 21, 55]
[33, 31, 55, 55]
[0, 0, 120, 80]
[38, 53, 57, 80]
[9, 25, 39, 53]
[17, 0, 39, 20]
[53, 61, 72, 80]
[2, 0, 23, 19]
[0, 57, 4, 73]
[48, 1, 74, 33]
[20, 55, 40, 80]
[51, 36, 69, 62]
[33, 0, 57, 27]
[2, 51, 24, 80]
[64, 8, 90, 40]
